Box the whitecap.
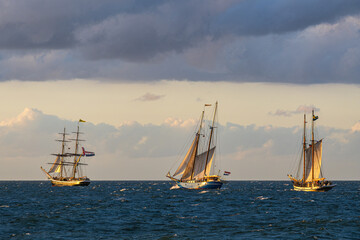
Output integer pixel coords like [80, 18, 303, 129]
[120, 188, 127, 192]
[256, 196, 269, 200]
[0, 205, 9, 208]
[199, 190, 208, 194]
[115, 197, 127, 202]
[170, 185, 180, 190]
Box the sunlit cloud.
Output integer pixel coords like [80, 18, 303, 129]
[1, 108, 360, 180]
[164, 117, 197, 128]
[351, 121, 360, 133]
[0, 108, 41, 127]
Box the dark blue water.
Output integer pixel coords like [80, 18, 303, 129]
[0, 181, 359, 239]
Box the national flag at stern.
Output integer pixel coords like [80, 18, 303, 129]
[79, 119, 86, 122]
[313, 115, 318, 121]
[82, 147, 95, 157]
[223, 171, 231, 176]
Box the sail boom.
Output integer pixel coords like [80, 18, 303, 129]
[47, 162, 88, 166]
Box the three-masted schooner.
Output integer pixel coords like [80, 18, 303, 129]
[166, 102, 223, 189]
[288, 110, 335, 192]
[41, 120, 94, 186]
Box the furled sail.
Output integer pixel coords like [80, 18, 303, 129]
[305, 140, 322, 182]
[48, 156, 61, 173]
[192, 147, 216, 180]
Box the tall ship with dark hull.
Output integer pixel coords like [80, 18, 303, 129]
[167, 102, 223, 190]
[41, 120, 94, 186]
[288, 110, 335, 192]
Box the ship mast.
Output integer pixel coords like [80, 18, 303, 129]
[72, 124, 81, 179]
[303, 114, 306, 182]
[311, 109, 315, 182]
[190, 110, 205, 180]
[204, 101, 218, 177]
[60, 128, 66, 178]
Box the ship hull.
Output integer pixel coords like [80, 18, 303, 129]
[176, 180, 223, 190]
[50, 178, 90, 186]
[293, 184, 335, 192]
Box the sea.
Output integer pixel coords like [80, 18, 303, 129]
[0, 181, 359, 239]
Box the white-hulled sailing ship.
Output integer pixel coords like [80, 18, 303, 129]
[166, 101, 223, 189]
[288, 110, 335, 192]
[41, 120, 94, 186]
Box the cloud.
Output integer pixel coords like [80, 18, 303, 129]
[1, 1, 360, 83]
[269, 105, 320, 117]
[1, 108, 360, 180]
[135, 92, 165, 101]
[213, 0, 360, 37]
[351, 121, 360, 133]
[163, 117, 197, 128]
[0, 108, 41, 127]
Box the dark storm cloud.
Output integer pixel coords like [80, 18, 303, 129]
[1, 0, 360, 83]
[0, 0, 166, 50]
[213, 0, 360, 36]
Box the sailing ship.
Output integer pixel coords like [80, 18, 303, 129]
[166, 101, 223, 189]
[41, 120, 94, 186]
[288, 110, 335, 192]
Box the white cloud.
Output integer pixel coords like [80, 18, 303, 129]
[164, 117, 197, 128]
[0, 108, 40, 127]
[1, 108, 360, 180]
[351, 121, 360, 133]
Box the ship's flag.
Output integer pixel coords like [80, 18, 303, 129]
[205, 104, 212, 106]
[82, 147, 95, 157]
[313, 115, 319, 121]
[79, 119, 86, 122]
[223, 171, 231, 176]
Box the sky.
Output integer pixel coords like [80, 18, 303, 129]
[0, 0, 360, 180]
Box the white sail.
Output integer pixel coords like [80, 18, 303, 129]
[48, 156, 61, 173]
[173, 137, 197, 178]
[305, 140, 322, 182]
[192, 147, 216, 180]
[205, 147, 216, 176]
[180, 134, 200, 181]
